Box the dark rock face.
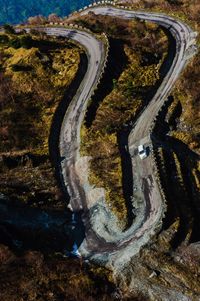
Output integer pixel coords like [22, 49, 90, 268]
[0, 195, 85, 253]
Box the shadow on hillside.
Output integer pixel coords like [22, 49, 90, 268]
[0, 196, 85, 254]
[84, 38, 129, 127]
[165, 137, 200, 245]
[152, 134, 200, 248]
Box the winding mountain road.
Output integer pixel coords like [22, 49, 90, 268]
[29, 3, 197, 267]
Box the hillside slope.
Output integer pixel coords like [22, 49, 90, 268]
[0, 1, 199, 300]
[0, 0, 94, 24]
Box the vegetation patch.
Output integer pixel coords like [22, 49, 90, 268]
[0, 31, 81, 206]
[0, 245, 119, 301]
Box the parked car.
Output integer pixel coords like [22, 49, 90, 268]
[138, 144, 147, 159]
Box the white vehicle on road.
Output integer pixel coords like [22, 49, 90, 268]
[138, 144, 147, 159]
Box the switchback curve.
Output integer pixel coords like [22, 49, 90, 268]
[24, 3, 198, 268]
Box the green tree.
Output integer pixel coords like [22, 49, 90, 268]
[3, 24, 15, 34]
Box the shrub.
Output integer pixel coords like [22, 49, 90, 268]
[20, 35, 34, 49]
[3, 24, 15, 34]
[8, 37, 21, 49]
[0, 34, 9, 44]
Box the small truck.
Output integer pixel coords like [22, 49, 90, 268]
[138, 144, 147, 159]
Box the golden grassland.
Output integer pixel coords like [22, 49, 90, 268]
[0, 32, 81, 206]
[0, 33, 80, 154]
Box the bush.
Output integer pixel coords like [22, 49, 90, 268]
[0, 34, 9, 44]
[20, 35, 34, 49]
[8, 37, 21, 49]
[3, 24, 15, 34]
